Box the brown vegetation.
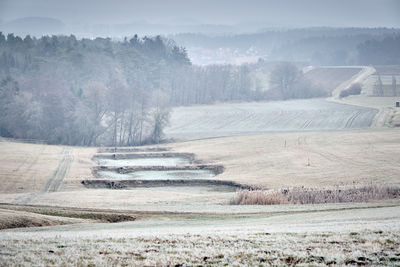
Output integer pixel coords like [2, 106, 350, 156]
[168, 130, 400, 189]
[230, 185, 400, 205]
[0, 208, 86, 230]
[0, 204, 137, 229]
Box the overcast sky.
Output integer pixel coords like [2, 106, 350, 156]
[1, 0, 399, 27]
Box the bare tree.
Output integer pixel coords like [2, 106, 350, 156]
[107, 79, 129, 148]
[269, 62, 301, 100]
[373, 75, 384, 96]
[149, 90, 170, 144]
[392, 76, 397, 97]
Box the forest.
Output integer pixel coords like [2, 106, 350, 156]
[0, 32, 325, 146]
[1, 29, 399, 146]
[173, 28, 400, 65]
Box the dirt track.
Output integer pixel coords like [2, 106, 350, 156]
[43, 148, 73, 193]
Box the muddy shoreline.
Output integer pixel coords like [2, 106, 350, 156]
[81, 179, 253, 190]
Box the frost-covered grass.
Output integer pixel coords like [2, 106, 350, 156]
[165, 99, 377, 140]
[169, 130, 400, 189]
[1, 230, 399, 266]
[231, 185, 400, 205]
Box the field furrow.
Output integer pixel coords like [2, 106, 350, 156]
[166, 99, 378, 140]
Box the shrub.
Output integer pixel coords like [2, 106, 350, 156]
[339, 83, 362, 98]
[230, 185, 400, 205]
[229, 190, 289, 205]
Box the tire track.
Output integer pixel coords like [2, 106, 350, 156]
[44, 148, 73, 193]
[344, 111, 361, 128]
[13, 148, 73, 204]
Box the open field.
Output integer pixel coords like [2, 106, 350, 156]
[165, 99, 377, 140]
[0, 141, 63, 194]
[0, 140, 96, 195]
[1, 203, 400, 265]
[1, 230, 400, 266]
[0, 208, 88, 230]
[334, 95, 400, 127]
[168, 129, 400, 189]
[304, 66, 363, 95]
[1, 98, 399, 265]
[1, 129, 399, 209]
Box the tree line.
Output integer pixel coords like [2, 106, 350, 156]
[172, 28, 400, 66]
[0, 32, 325, 146]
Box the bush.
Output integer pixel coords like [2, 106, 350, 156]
[339, 83, 362, 98]
[229, 190, 288, 205]
[230, 185, 400, 205]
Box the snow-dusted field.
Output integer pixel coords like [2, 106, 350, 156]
[165, 99, 377, 140]
[2, 230, 399, 266]
[1, 97, 399, 266]
[1, 203, 400, 266]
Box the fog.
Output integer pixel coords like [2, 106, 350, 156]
[1, 0, 399, 36]
[0, 0, 399, 143]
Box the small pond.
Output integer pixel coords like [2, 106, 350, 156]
[94, 157, 190, 167]
[97, 169, 216, 180]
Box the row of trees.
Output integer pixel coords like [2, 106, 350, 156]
[0, 33, 186, 146]
[0, 75, 171, 146]
[0, 33, 326, 146]
[357, 35, 400, 65]
[373, 75, 398, 97]
[173, 28, 400, 66]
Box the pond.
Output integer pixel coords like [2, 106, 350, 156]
[94, 157, 190, 167]
[97, 169, 216, 180]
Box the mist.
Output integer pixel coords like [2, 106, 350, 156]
[1, 0, 399, 37]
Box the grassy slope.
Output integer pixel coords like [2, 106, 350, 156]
[333, 95, 400, 128]
[1, 129, 399, 209]
[0, 208, 88, 230]
[0, 141, 96, 194]
[167, 129, 400, 189]
[1, 230, 399, 266]
[165, 99, 377, 140]
[304, 66, 362, 94]
[1, 204, 400, 265]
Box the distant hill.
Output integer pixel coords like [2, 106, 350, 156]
[0, 17, 65, 36]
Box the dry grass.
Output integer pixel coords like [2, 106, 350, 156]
[0, 208, 87, 230]
[334, 95, 400, 128]
[0, 141, 96, 194]
[1, 231, 399, 266]
[0, 204, 138, 229]
[0, 141, 63, 193]
[230, 185, 400, 205]
[230, 190, 289, 205]
[168, 129, 400, 189]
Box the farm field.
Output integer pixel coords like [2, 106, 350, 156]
[1, 203, 400, 265]
[0, 141, 95, 195]
[168, 129, 400, 189]
[304, 66, 363, 95]
[1, 98, 400, 265]
[165, 98, 377, 140]
[334, 95, 400, 127]
[338, 95, 399, 109]
[1, 128, 399, 211]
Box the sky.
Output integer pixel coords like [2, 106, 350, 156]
[0, 0, 399, 28]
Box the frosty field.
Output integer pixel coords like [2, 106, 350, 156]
[165, 98, 377, 140]
[1, 97, 399, 266]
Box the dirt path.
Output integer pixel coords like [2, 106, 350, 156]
[12, 148, 73, 204]
[43, 148, 73, 193]
[370, 107, 392, 127]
